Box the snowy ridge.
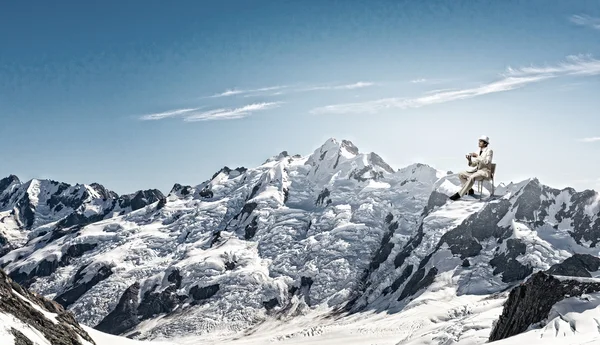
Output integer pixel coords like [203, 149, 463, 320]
[1, 138, 600, 345]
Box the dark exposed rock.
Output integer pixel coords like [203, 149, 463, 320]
[137, 285, 180, 319]
[349, 166, 384, 182]
[490, 239, 533, 283]
[243, 216, 257, 239]
[57, 211, 106, 229]
[210, 231, 221, 246]
[45, 182, 76, 212]
[462, 259, 470, 267]
[283, 188, 289, 204]
[511, 179, 544, 223]
[368, 221, 399, 271]
[119, 189, 165, 211]
[439, 200, 512, 259]
[234, 202, 257, 222]
[299, 276, 315, 306]
[156, 197, 167, 210]
[10, 327, 34, 345]
[564, 190, 600, 247]
[199, 188, 214, 199]
[263, 298, 279, 310]
[89, 182, 118, 200]
[489, 272, 600, 342]
[319, 151, 328, 161]
[386, 264, 414, 295]
[11, 241, 99, 287]
[315, 188, 330, 206]
[170, 183, 192, 197]
[0, 175, 20, 194]
[301, 276, 314, 288]
[10, 259, 59, 287]
[64, 242, 97, 261]
[225, 261, 236, 270]
[422, 191, 449, 216]
[369, 152, 394, 173]
[95, 282, 141, 335]
[55, 263, 112, 308]
[0, 175, 20, 207]
[546, 253, 600, 277]
[211, 166, 247, 180]
[398, 267, 438, 301]
[385, 213, 394, 224]
[167, 269, 183, 288]
[0, 269, 95, 345]
[341, 140, 359, 155]
[245, 217, 259, 240]
[190, 284, 220, 301]
[16, 192, 35, 229]
[395, 224, 425, 268]
[249, 185, 261, 200]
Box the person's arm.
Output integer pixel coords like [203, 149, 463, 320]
[467, 155, 476, 167]
[473, 149, 493, 165]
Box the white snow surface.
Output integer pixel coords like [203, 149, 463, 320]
[85, 289, 600, 345]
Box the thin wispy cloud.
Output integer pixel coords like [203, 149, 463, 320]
[578, 137, 600, 143]
[208, 82, 374, 98]
[570, 14, 600, 30]
[302, 82, 375, 91]
[209, 86, 289, 98]
[505, 55, 600, 77]
[410, 78, 428, 83]
[311, 55, 600, 115]
[139, 107, 202, 121]
[184, 102, 282, 122]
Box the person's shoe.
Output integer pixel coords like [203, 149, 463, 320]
[468, 189, 475, 196]
[449, 193, 461, 201]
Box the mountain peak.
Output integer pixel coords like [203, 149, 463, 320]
[316, 138, 360, 157]
[0, 174, 20, 193]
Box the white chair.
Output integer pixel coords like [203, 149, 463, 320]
[477, 163, 496, 199]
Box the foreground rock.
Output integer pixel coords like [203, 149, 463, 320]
[0, 268, 95, 345]
[489, 271, 600, 342]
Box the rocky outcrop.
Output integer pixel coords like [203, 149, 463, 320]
[489, 271, 600, 342]
[489, 239, 533, 283]
[118, 189, 165, 211]
[95, 270, 192, 335]
[0, 268, 95, 345]
[547, 253, 600, 277]
[55, 263, 113, 308]
[95, 282, 141, 335]
[10, 242, 99, 288]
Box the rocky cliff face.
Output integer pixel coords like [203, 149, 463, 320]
[489, 259, 600, 342]
[0, 268, 95, 345]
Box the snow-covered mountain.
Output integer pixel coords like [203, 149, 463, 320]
[1, 138, 600, 345]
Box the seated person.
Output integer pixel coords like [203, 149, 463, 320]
[449, 135, 493, 201]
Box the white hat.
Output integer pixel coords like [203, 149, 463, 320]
[478, 135, 489, 144]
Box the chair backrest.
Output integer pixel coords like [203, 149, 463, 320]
[491, 163, 496, 178]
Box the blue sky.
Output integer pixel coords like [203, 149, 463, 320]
[1, 0, 600, 194]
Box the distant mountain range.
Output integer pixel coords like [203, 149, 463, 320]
[1, 138, 599, 345]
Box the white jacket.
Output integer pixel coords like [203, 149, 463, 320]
[468, 146, 493, 173]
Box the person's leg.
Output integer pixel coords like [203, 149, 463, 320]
[458, 171, 475, 195]
[458, 171, 488, 196]
[458, 171, 470, 186]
